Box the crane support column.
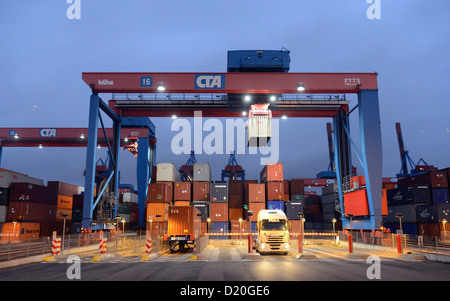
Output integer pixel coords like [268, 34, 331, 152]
[82, 92, 101, 229]
[357, 89, 383, 230]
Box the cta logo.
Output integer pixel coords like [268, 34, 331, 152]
[195, 74, 225, 89]
[40, 128, 57, 137]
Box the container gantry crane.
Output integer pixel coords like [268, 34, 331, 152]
[395, 122, 437, 178]
[221, 151, 245, 181]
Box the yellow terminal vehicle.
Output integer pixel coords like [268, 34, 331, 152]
[255, 209, 291, 255]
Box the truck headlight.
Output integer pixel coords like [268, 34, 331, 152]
[284, 243, 289, 249]
[261, 243, 266, 249]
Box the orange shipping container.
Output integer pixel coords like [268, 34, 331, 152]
[229, 208, 243, 221]
[146, 202, 169, 222]
[210, 202, 228, 222]
[174, 201, 191, 207]
[57, 194, 73, 209]
[260, 163, 283, 183]
[146, 220, 168, 237]
[1, 222, 40, 241]
[57, 208, 72, 220]
[382, 188, 388, 216]
[167, 206, 201, 238]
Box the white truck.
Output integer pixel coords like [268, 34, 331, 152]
[255, 209, 291, 255]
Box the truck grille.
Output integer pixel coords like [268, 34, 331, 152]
[267, 235, 284, 250]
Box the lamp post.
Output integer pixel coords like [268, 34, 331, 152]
[207, 217, 211, 235]
[115, 216, 121, 252]
[443, 219, 447, 240]
[12, 221, 17, 241]
[239, 218, 243, 243]
[121, 219, 126, 251]
[395, 213, 404, 254]
[61, 213, 68, 255]
[332, 218, 337, 242]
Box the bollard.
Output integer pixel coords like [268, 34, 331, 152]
[298, 234, 303, 253]
[146, 237, 152, 255]
[348, 234, 353, 254]
[194, 239, 197, 254]
[248, 234, 253, 253]
[396, 234, 402, 254]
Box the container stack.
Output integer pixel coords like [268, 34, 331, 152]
[192, 163, 211, 232]
[304, 195, 323, 231]
[261, 163, 284, 212]
[209, 182, 229, 239]
[245, 183, 265, 232]
[1, 173, 83, 240]
[228, 180, 244, 222]
[321, 183, 342, 231]
[71, 194, 83, 234]
[119, 191, 139, 230]
[146, 163, 180, 236]
[384, 170, 448, 236]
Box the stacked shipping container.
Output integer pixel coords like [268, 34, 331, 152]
[384, 171, 448, 236]
[0, 169, 83, 240]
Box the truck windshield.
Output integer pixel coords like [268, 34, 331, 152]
[261, 221, 287, 231]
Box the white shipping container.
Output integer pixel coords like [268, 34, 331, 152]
[122, 192, 138, 203]
[156, 163, 181, 182]
[193, 163, 211, 182]
[0, 171, 44, 188]
[0, 206, 8, 223]
[247, 116, 271, 147]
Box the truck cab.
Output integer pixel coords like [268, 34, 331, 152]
[255, 209, 290, 255]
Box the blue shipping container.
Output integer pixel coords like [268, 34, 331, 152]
[432, 188, 449, 204]
[227, 50, 290, 72]
[210, 222, 229, 240]
[267, 201, 285, 211]
[383, 222, 418, 235]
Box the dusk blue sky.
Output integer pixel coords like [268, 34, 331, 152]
[0, 1, 449, 189]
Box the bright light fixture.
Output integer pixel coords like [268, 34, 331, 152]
[171, 115, 177, 119]
[242, 111, 247, 116]
[244, 95, 251, 102]
[270, 95, 277, 102]
[157, 82, 166, 91]
[80, 133, 85, 139]
[38, 144, 43, 149]
[297, 82, 305, 91]
[124, 137, 128, 142]
[282, 115, 287, 119]
[14, 134, 19, 139]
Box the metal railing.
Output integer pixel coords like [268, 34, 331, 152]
[0, 230, 166, 262]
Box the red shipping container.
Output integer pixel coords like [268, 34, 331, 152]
[228, 180, 244, 194]
[210, 202, 228, 222]
[398, 171, 448, 188]
[174, 182, 191, 201]
[260, 163, 283, 183]
[246, 184, 265, 203]
[230, 220, 249, 234]
[266, 182, 284, 201]
[192, 182, 210, 201]
[8, 201, 57, 221]
[47, 181, 80, 197]
[283, 180, 290, 195]
[289, 179, 305, 194]
[9, 183, 56, 205]
[344, 189, 369, 216]
[229, 194, 244, 208]
[243, 180, 258, 193]
[147, 183, 173, 204]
